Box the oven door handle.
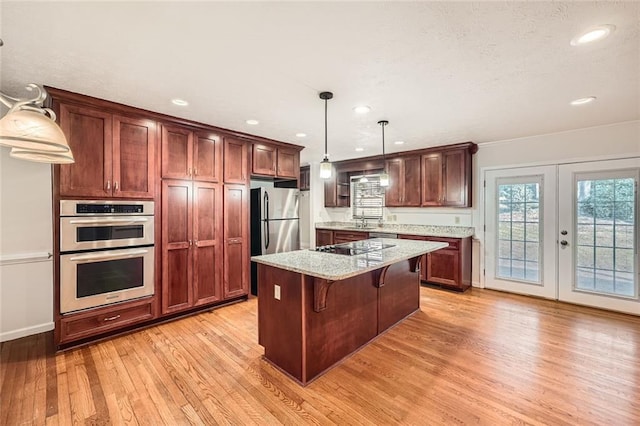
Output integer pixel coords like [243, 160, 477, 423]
[68, 249, 150, 263]
[68, 218, 149, 225]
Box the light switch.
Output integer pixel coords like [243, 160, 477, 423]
[274, 284, 281, 300]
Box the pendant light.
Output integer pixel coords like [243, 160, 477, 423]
[319, 91, 333, 179]
[0, 84, 74, 163]
[378, 120, 389, 187]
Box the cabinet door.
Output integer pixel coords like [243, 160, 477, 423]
[223, 184, 248, 298]
[193, 182, 223, 305]
[112, 115, 156, 199]
[403, 156, 422, 206]
[421, 153, 443, 206]
[385, 158, 403, 206]
[162, 180, 193, 314]
[316, 229, 333, 246]
[323, 169, 337, 207]
[59, 104, 113, 197]
[277, 148, 299, 178]
[224, 138, 249, 184]
[426, 249, 460, 287]
[161, 125, 193, 180]
[300, 166, 310, 191]
[333, 231, 368, 244]
[442, 149, 470, 207]
[193, 131, 222, 183]
[252, 144, 276, 176]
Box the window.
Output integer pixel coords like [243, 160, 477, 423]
[352, 175, 384, 219]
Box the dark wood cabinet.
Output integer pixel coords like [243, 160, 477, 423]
[316, 229, 333, 246]
[161, 180, 223, 314]
[224, 138, 249, 184]
[161, 126, 221, 182]
[300, 166, 310, 191]
[385, 156, 421, 207]
[224, 184, 249, 298]
[324, 166, 338, 207]
[422, 148, 471, 207]
[333, 230, 369, 244]
[251, 143, 299, 179]
[400, 235, 471, 291]
[59, 104, 156, 199]
[276, 148, 299, 178]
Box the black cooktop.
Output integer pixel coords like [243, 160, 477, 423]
[312, 239, 395, 256]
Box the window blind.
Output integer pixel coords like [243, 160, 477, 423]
[352, 175, 384, 219]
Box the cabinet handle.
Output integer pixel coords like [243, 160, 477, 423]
[106, 180, 111, 191]
[114, 181, 119, 191]
[104, 315, 121, 322]
[188, 168, 192, 177]
[194, 168, 198, 176]
[194, 240, 199, 247]
[189, 240, 193, 247]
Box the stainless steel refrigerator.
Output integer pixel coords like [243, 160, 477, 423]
[250, 187, 300, 295]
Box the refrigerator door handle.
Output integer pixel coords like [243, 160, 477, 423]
[264, 191, 270, 249]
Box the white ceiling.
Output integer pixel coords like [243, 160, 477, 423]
[1, 2, 638, 165]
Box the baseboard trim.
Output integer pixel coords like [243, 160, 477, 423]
[0, 322, 54, 342]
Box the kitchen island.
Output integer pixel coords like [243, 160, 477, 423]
[251, 238, 447, 385]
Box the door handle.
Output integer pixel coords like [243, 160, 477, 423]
[560, 230, 568, 235]
[560, 240, 568, 246]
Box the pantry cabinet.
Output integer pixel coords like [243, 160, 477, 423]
[58, 104, 156, 199]
[224, 184, 249, 298]
[161, 180, 223, 314]
[161, 125, 222, 183]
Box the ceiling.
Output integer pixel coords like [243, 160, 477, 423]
[1, 2, 638, 165]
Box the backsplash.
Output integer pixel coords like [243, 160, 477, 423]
[323, 207, 474, 227]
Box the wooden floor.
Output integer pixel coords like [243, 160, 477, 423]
[2, 287, 639, 425]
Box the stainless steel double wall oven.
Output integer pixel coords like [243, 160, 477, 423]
[59, 200, 155, 314]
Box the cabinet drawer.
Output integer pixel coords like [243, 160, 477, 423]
[333, 231, 369, 243]
[60, 298, 155, 343]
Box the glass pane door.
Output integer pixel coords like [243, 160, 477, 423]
[558, 158, 640, 315]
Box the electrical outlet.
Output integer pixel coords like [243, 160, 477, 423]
[274, 284, 281, 300]
[454, 216, 460, 224]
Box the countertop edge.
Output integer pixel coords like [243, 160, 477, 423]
[251, 242, 448, 281]
[314, 224, 475, 238]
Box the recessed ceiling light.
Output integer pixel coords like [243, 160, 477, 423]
[353, 105, 371, 114]
[571, 25, 615, 46]
[394, 140, 405, 145]
[570, 96, 596, 106]
[355, 147, 364, 152]
[171, 98, 188, 106]
[296, 133, 307, 138]
[246, 119, 259, 125]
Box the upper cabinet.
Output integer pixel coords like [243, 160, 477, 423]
[161, 125, 222, 182]
[251, 143, 300, 179]
[224, 137, 249, 184]
[299, 166, 310, 191]
[58, 103, 156, 199]
[422, 147, 472, 207]
[385, 156, 421, 207]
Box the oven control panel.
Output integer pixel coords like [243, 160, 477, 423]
[60, 200, 154, 216]
[75, 204, 144, 214]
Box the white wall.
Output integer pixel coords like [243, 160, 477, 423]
[0, 147, 55, 342]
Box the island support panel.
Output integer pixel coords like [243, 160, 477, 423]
[257, 258, 421, 385]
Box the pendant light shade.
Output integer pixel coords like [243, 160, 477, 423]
[10, 147, 75, 164]
[0, 84, 74, 163]
[319, 91, 333, 179]
[378, 120, 389, 187]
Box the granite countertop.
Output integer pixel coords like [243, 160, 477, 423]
[315, 222, 475, 238]
[251, 238, 448, 281]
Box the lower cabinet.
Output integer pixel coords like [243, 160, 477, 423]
[316, 229, 333, 246]
[399, 235, 471, 291]
[59, 297, 155, 344]
[333, 230, 369, 244]
[162, 179, 223, 314]
[223, 184, 249, 298]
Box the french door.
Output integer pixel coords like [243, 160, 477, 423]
[485, 158, 640, 315]
[558, 159, 639, 314]
[484, 166, 557, 299]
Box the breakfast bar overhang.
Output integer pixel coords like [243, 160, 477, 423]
[251, 238, 448, 385]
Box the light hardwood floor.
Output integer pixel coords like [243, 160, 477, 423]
[2, 287, 639, 425]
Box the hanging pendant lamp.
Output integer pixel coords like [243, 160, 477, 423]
[0, 84, 74, 163]
[318, 91, 333, 179]
[378, 120, 389, 187]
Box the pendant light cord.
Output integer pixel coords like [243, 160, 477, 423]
[324, 97, 328, 158]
